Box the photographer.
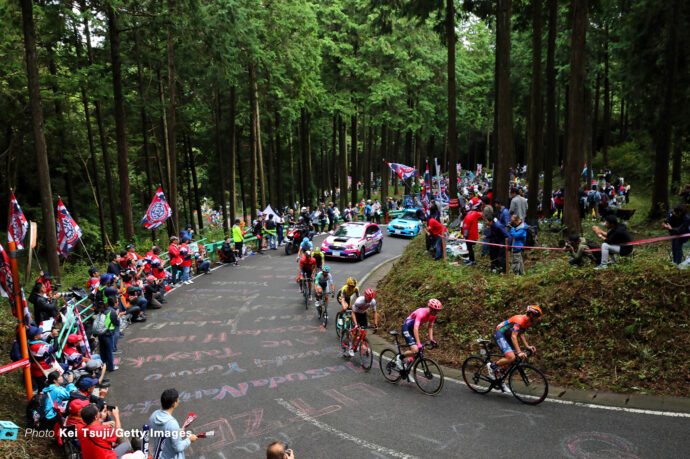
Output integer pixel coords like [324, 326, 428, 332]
[565, 233, 600, 266]
[266, 442, 294, 459]
[34, 281, 60, 323]
[78, 403, 131, 458]
[41, 370, 77, 433]
[144, 275, 164, 309]
[662, 204, 690, 266]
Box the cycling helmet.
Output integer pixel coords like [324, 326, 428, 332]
[322, 265, 330, 273]
[313, 247, 322, 254]
[298, 216, 305, 224]
[526, 304, 542, 316]
[346, 277, 357, 287]
[305, 250, 312, 258]
[428, 298, 443, 310]
[364, 289, 375, 301]
[301, 207, 307, 213]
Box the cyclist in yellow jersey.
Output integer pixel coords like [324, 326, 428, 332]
[312, 247, 325, 272]
[337, 277, 360, 313]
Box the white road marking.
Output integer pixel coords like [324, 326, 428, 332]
[275, 398, 420, 459]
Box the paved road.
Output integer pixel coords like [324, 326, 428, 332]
[111, 234, 688, 459]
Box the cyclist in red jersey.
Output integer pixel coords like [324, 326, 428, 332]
[489, 305, 542, 386]
[298, 251, 317, 299]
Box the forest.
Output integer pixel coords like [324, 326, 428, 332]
[2, 0, 689, 279]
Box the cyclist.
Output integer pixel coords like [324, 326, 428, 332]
[488, 304, 542, 391]
[396, 299, 442, 381]
[343, 289, 378, 357]
[296, 232, 315, 261]
[297, 250, 317, 299]
[314, 265, 335, 315]
[312, 247, 325, 272]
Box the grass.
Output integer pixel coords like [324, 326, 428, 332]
[375, 231, 690, 396]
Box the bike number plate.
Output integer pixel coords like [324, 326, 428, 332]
[480, 349, 487, 355]
[331, 251, 341, 257]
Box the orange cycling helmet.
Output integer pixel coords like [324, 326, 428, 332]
[364, 289, 375, 301]
[526, 304, 542, 316]
[428, 298, 442, 310]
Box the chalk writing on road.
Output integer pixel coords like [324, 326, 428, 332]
[254, 346, 340, 367]
[126, 332, 227, 344]
[122, 347, 241, 368]
[562, 432, 640, 459]
[144, 362, 246, 381]
[254, 314, 303, 322]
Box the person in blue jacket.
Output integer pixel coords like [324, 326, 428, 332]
[149, 388, 198, 458]
[486, 216, 512, 273]
[41, 370, 77, 431]
[509, 214, 527, 275]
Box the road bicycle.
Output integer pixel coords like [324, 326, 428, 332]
[340, 325, 377, 370]
[379, 331, 444, 396]
[461, 338, 549, 405]
[299, 275, 313, 310]
[335, 310, 353, 339]
[314, 290, 333, 328]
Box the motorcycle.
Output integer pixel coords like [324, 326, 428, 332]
[284, 225, 305, 255]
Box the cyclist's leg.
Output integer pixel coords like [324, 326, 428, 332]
[401, 320, 418, 359]
[493, 330, 517, 367]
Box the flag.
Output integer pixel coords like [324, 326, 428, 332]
[0, 243, 29, 320]
[57, 199, 83, 257]
[8, 192, 28, 250]
[387, 162, 418, 181]
[422, 164, 431, 200]
[141, 187, 172, 230]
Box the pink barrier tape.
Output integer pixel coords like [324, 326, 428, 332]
[443, 232, 690, 252]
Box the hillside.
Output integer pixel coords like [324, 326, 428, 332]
[375, 235, 690, 396]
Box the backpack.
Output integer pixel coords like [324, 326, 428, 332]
[265, 219, 276, 230]
[10, 340, 22, 362]
[26, 391, 49, 428]
[92, 311, 108, 336]
[525, 225, 538, 249]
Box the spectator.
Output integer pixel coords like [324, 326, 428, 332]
[372, 199, 382, 224]
[679, 184, 690, 205]
[592, 214, 633, 269]
[146, 247, 167, 292]
[36, 271, 53, 295]
[486, 216, 512, 273]
[493, 199, 510, 227]
[97, 298, 124, 372]
[34, 282, 59, 324]
[565, 233, 600, 266]
[553, 187, 565, 220]
[149, 388, 197, 458]
[168, 236, 182, 285]
[67, 376, 101, 415]
[41, 370, 76, 432]
[220, 236, 238, 265]
[180, 224, 194, 241]
[123, 286, 147, 322]
[267, 442, 294, 459]
[143, 276, 164, 309]
[107, 253, 123, 276]
[364, 200, 373, 222]
[78, 403, 131, 458]
[587, 185, 601, 219]
[179, 238, 193, 284]
[265, 214, 278, 249]
[64, 334, 89, 371]
[87, 267, 100, 291]
[509, 188, 528, 221]
[195, 245, 211, 274]
[662, 204, 690, 266]
[253, 214, 265, 254]
[428, 199, 441, 222]
[461, 206, 482, 266]
[509, 214, 527, 275]
[28, 326, 55, 391]
[232, 219, 245, 260]
[121, 437, 146, 459]
[318, 203, 328, 233]
[326, 203, 336, 232]
[424, 217, 446, 261]
[124, 244, 143, 265]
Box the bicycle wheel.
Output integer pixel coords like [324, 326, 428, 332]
[322, 307, 328, 329]
[413, 357, 444, 396]
[379, 349, 402, 383]
[303, 283, 309, 310]
[335, 312, 343, 338]
[508, 363, 549, 405]
[461, 356, 493, 394]
[340, 330, 352, 357]
[359, 338, 373, 370]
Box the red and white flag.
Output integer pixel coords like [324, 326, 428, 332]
[8, 192, 28, 250]
[57, 199, 83, 257]
[0, 243, 30, 320]
[387, 162, 418, 181]
[141, 187, 172, 230]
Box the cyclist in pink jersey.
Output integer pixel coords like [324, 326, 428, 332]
[395, 299, 442, 373]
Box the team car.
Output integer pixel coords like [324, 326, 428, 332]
[387, 208, 424, 237]
[321, 222, 383, 261]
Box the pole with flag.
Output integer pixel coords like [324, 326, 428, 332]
[8, 190, 28, 250]
[141, 186, 173, 230]
[56, 197, 90, 265]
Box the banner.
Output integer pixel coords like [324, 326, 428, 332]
[0, 243, 29, 319]
[0, 359, 29, 375]
[141, 187, 173, 230]
[57, 199, 83, 257]
[422, 164, 431, 201]
[387, 162, 418, 181]
[8, 192, 28, 250]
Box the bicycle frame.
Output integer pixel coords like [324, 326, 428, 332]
[476, 340, 532, 383]
[390, 334, 435, 372]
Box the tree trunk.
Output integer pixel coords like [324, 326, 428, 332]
[331, 115, 338, 200]
[249, 64, 266, 209]
[214, 91, 228, 232]
[563, 0, 588, 232]
[21, 0, 59, 276]
[229, 87, 237, 222]
[166, 1, 179, 235]
[339, 115, 348, 211]
[592, 73, 600, 158]
[237, 130, 247, 221]
[542, 0, 557, 217]
[495, 0, 514, 204]
[380, 126, 389, 207]
[106, 6, 135, 241]
[393, 131, 400, 196]
[289, 127, 295, 208]
[350, 110, 359, 206]
[602, 25, 610, 166]
[301, 108, 313, 204]
[188, 137, 203, 232]
[446, 0, 459, 215]
[671, 132, 682, 190]
[649, 0, 679, 219]
[527, 0, 543, 225]
[365, 125, 373, 200]
[248, 66, 258, 222]
[270, 110, 279, 208]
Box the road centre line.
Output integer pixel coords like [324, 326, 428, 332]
[275, 398, 421, 459]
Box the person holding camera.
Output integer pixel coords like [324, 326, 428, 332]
[565, 233, 601, 266]
[34, 281, 60, 323]
[662, 203, 690, 266]
[41, 370, 77, 432]
[78, 402, 131, 458]
[266, 442, 295, 459]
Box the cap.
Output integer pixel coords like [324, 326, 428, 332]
[126, 286, 139, 295]
[42, 273, 51, 280]
[67, 334, 81, 344]
[69, 398, 89, 415]
[88, 267, 99, 276]
[99, 273, 114, 285]
[126, 244, 135, 249]
[76, 377, 98, 391]
[146, 275, 155, 282]
[85, 360, 102, 371]
[27, 326, 43, 338]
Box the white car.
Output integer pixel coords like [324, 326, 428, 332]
[320, 222, 383, 261]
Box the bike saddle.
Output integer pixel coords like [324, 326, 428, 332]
[476, 338, 490, 344]
[389, 331, 399, 336]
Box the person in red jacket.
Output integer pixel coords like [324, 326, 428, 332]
[462, 206, 482, 266]
[179, 238, 194, 285]
[168, 236, 182, 285]
[424, 217, 447, 261]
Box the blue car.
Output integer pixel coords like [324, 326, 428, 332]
[387, 208, 423, 237]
